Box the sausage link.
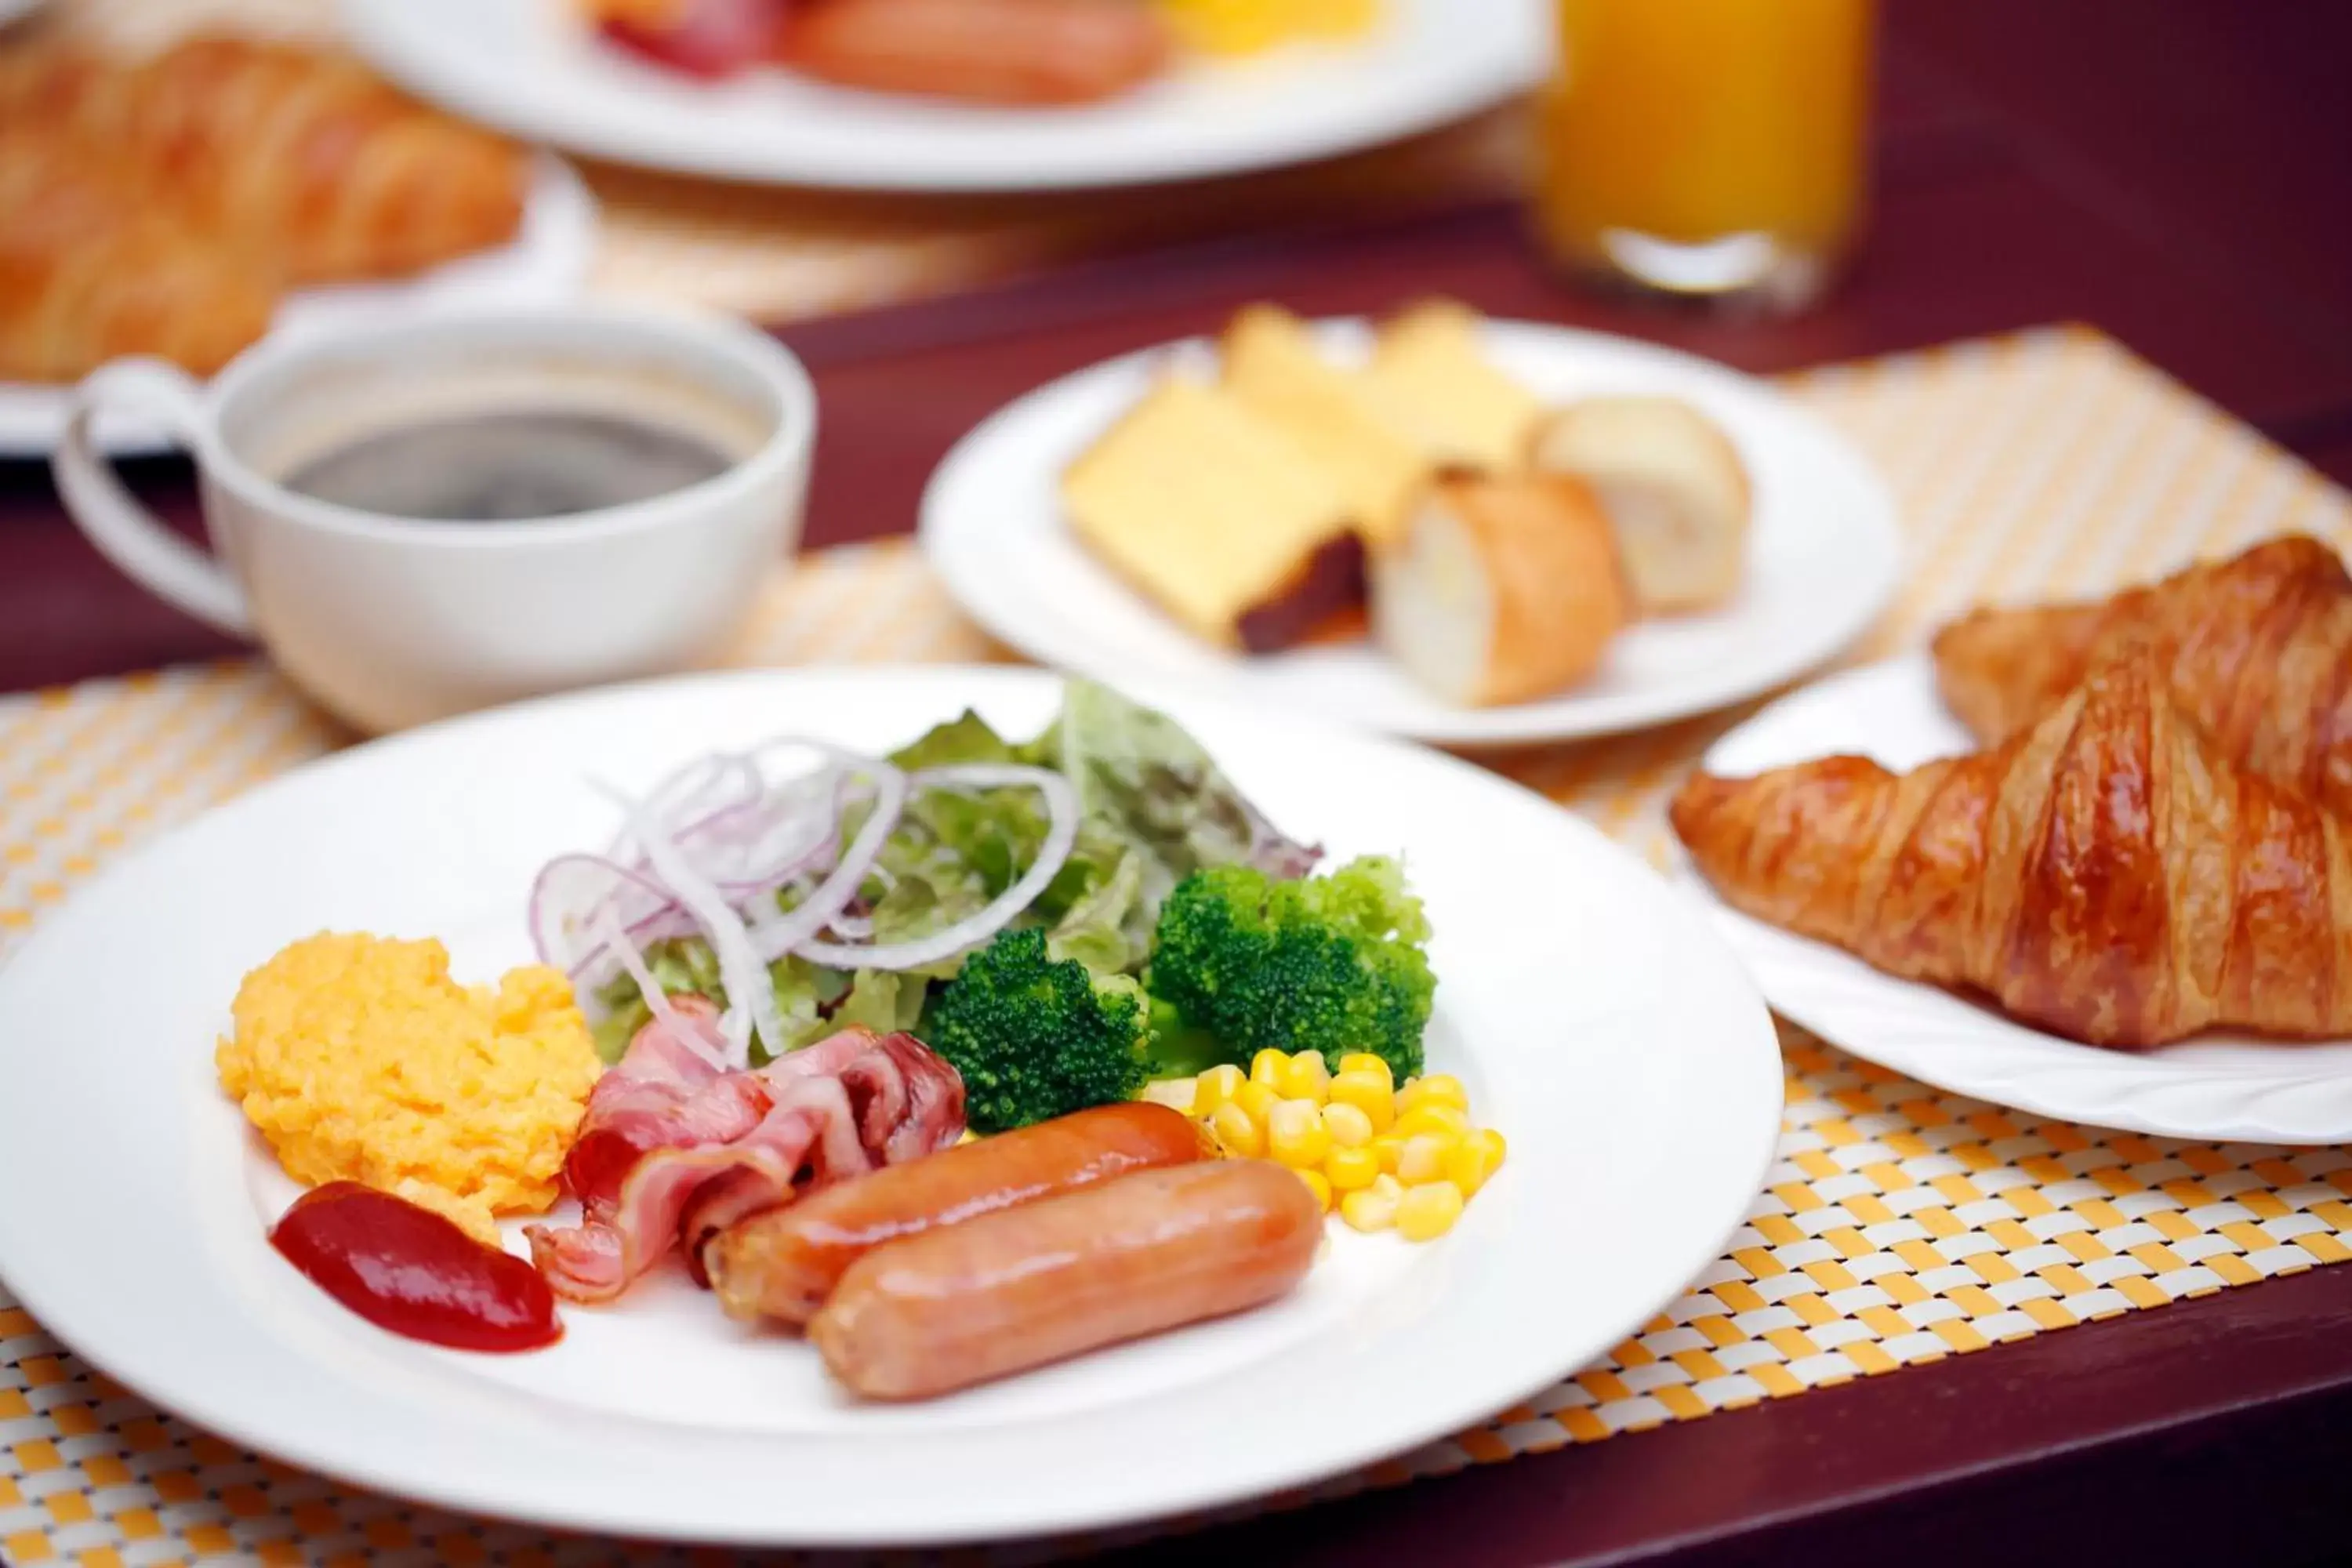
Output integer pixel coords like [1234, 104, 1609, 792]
[811, 1160, 1322, 1400]
[779, 0, 1171, 107]
[706, 1101, 1204, 1326]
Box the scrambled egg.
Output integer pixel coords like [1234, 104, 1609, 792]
[217, 933, 601, 1246]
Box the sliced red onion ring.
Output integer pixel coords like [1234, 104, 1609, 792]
[541, 740, 1094, 1058]
[587, 906, 731, 1073]
[530, 854, 681, 974]
[602, 779, 787, 1068]
[792, 765, 1077, 974]
[667, 751, 849, 893]
[746, 764, 909, 964]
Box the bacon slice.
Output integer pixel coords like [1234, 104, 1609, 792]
[557, 997, 766, 1224]
[527, 1009, 965, 1303]
[599, 0, 789, 78]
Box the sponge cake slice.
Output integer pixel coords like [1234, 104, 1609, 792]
[1060, 374, 1356, 647]
[1367, 299, 1544, 473]
[1219, 304, 1433, 547]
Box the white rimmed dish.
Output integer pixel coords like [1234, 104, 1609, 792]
[0, 666, 1783, 1547]
[0, 154, 598, 459]
[1684, 654, 2352, 1144]
[338, 0, 1545, 192]
[921, 317, 1903, 747]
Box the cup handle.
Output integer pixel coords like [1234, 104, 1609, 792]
[53, 358, 254, 637]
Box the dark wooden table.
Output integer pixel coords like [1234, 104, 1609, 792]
[5, 3, 2352, 1564]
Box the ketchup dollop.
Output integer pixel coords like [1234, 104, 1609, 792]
[270, 1182, 562, 1353]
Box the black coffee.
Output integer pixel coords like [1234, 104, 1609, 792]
[281, 409, 738, 521]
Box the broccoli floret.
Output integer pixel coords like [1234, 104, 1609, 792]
[924, 927, 1151, 1133]
[1145, 855, 1435, 1083]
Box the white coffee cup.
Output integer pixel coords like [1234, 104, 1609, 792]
[53, 303, 816, 734]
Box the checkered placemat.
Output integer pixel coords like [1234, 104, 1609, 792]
[5, 326, 2352, 1565]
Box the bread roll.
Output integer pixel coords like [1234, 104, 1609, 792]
[1371, 472, 1628, 707]
[1530, 397, 1751, 613]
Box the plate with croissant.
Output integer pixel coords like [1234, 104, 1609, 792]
[922, 301, 1901, 746]
[1674, 535, 2352, 1143]
[0, 35, 596, 456]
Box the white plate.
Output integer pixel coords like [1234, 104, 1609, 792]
[339, 0, 1545, 192]
[0, 155, 599, 458]
[921, 319, 1904, 747]
[0, 0, 47, 30]
[1686, 654, 2352, 1145]
[0, 666, 1780, 1547]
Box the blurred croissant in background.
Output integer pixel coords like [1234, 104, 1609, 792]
[1673, 641, 2352, 1051]
[1932, 535, 2352, 813]
[0, 34, 528, 382]
[0, 128, 278, 382]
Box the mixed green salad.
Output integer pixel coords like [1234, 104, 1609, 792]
[535, 682, 1436, 1133]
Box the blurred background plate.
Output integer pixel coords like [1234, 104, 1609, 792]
[921, 318, 1903, 747]
[338, 0, 1546, 192]
[0, 154, 599, 459]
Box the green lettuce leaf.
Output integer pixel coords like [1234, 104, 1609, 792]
[829, 968, 930, 1036]
[887, 710, 1018, 771]
[1045, 843, 1146, 976]
[1033, 681, 1314, 914]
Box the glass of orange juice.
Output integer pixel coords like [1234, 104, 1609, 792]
[1533, 0, 1877, 313]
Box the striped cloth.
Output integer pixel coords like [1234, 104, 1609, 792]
[5, 325, 2352, 1566]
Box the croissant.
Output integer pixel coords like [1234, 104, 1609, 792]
[1671, 642, 2352, 1050]
[1933, 535, 2352, 813]
[12, 36, 527, 285]
[0, 129, 277, 381]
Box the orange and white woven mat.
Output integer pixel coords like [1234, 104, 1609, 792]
[6, 328, 2352, 1566]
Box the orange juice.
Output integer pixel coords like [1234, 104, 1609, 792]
[1534, 0, 1875, 307]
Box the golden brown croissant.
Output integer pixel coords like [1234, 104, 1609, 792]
[1933, 535, 2352, 813]
[0, 129, 277, 381]
[1671, 642, 2352, 1050]
[6, 36, 527, 286]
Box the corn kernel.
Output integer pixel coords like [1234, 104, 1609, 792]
[1340, 1181, 1399, 1232]
[1441, 1138, 1490, 1196]
[1234, 1080, 1280, 1123]
[1396, 1133, 1454, 1184]
[1322, 1102, 1375, 1149]
[1249, 1048, 1290, 1087]
[1295, 1167, 1334, 1211]
[1472, 1127, 1508, 1173]
[1395, 1104, 1472, 1141]
[1396, 1181, 1465, 1241]
[1325, 1145, 1381, 1192]
[1397, 1073, 1468, 1114]
[1267, 1099, 1332, 1169]
[1210, 1102, 1264, 1159]
[1277, 1051, 1331, 1103]
[1327, 1071, 1395, 1132]
[1337, 1052, 1394, 1087]
[1370, 1134, 1405, 1174]
[1192, 1063, 1247, 1116]
[1139, 1076, 1202, 1114]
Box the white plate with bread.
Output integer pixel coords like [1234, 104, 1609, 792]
[921, 304, 1903, 746]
